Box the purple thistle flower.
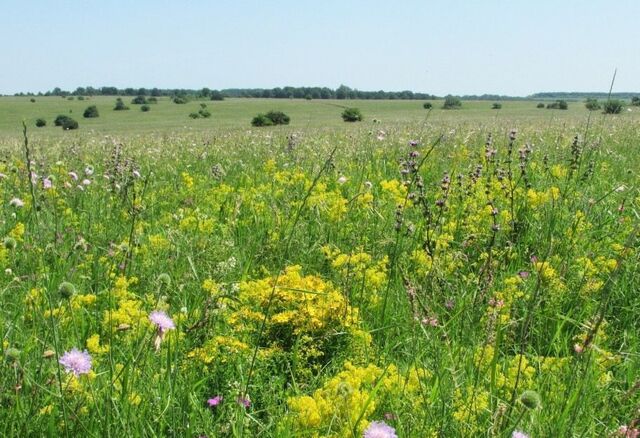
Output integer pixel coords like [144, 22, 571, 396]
[512, 431, 530, 438]
[363, 420, 397, 438]
[149, 310, 175, 333]
[207, 395, 223, 407]
[59, 348, 92, 376]
[237, 396, 250, 408]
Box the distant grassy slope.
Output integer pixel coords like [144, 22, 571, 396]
[1, 96, 637, 140]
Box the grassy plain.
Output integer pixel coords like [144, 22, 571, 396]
[2, 95, 639, 139]
[0, 97, 638, 437]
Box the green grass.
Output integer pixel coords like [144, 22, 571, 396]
[0, 99, 639, 437]
[2, 96, 638, 140]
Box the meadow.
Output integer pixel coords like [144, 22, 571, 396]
[0, 97, 639, 437]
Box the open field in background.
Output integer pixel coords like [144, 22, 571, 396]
[0, 97, 639, 437]
[1, 96, 640, 140]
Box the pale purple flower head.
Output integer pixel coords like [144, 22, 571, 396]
[364, 421, 397, 438]
[82, 179, 91, 186]
[207, 395, 223, 407]
[59, 348, 92, 376]
[512, 431, 530, 438]
[69, 171, 78, 181]
[237, 396, 251, 408]
[149, 310, 175, 333]
[43, 178, 53, 189]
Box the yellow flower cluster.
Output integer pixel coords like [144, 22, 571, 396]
[287, 361, 429, 436]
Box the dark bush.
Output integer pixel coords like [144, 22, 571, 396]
[54, 114, 73, 126]
[140, 105, 150, 112]
[585, 98, 601, 111]
[77, 96, 85, 101]
[199, 108, 211, 118]
[35, 118, 46, 127]
[251, 114, 274, 127]
[67, 96, 74, 101]
[442, 95, 462, 109]
[30, 98, 36, 103]
[265, 111, 290, 125]
[148, 97, 158, 104]
[61, 118, 79, 130]
[189, 112, 200, 119]
[83, 105, 99, 118]
[341, 107, 363, 122]
[603, 99, 624, 114]
[423, 102, 433, 109]
[631, 96, 640, 106]
[114, 98, 129, 111]
[546, 100, 568, 110]
[536, 103, 545, 108]
[173, 96, 188, 104]
[492, 102, 502, 109]
[131, 95, 147, 105]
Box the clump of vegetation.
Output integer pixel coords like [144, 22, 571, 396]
[585, 98, 601, 111]
[492, 102, 502, 109]
[131, 95, 148, 105]
[35, 118, 46, 127]
[83, 105, 99, 118]
[61, 117, 78, 130]
[603, 99, 624, 114]
[251, 111, 291, 126]
[546, 100, 568, 110]
[188, 105, 212, 119]
[631, 96, 640, 106]
[77, 96, 85, 101]
[251, 114, 274, 127]
[265, 110, 290, 125]
[67, 96, 74, 101]
[423, 102, 433, 109]
[54, 114, 74, 126]
[148, 97, 158, 104]
[30, 98, 36, 103]
[140, 105, 150, 112]
[114, 98, 129, 111]
[341, 107, 363, 122]
[442, 95, 462, 109]
[536, 103, 545, 108]
[173, 96, 188, 104]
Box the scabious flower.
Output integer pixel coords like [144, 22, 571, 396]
[9, 198, 24, 208]
[43, 178, 52, 189]
[69, 171, 78, 181]
[364, 421, 397, 438]
[337, 176, 348, 184]
[149, 310, 175, 333]
[207, 395, 223, 407]
[237, 396, 251, 408]
[84, 165, 94, 176]
[512, 431, 530, 438]
[59, 348, 92, 376]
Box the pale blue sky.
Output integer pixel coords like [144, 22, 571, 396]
[2, 0, 638, 96]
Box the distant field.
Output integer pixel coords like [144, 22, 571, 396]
[1, 96, 638, 140]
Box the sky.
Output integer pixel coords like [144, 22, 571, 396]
[2, 0, 639, 96]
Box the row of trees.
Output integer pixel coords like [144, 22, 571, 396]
[18, 85, 437, 101]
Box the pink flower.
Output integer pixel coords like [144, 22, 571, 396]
[237, 396, 250, 408]
[512, 431, 530, 438]
[82, 179, 91, 186]
[364, 421, 397, 438]
[618, 426, 640, 437]
[207, 395, 223, 407]
[43, 178, 52, 189]
[149, 310, 175, 333]
[59, 348, 92, 376]
[68, 171, 78, 181]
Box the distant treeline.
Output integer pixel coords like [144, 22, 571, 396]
[529, 92, 640, 100]
[13, 85, 437, 100]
